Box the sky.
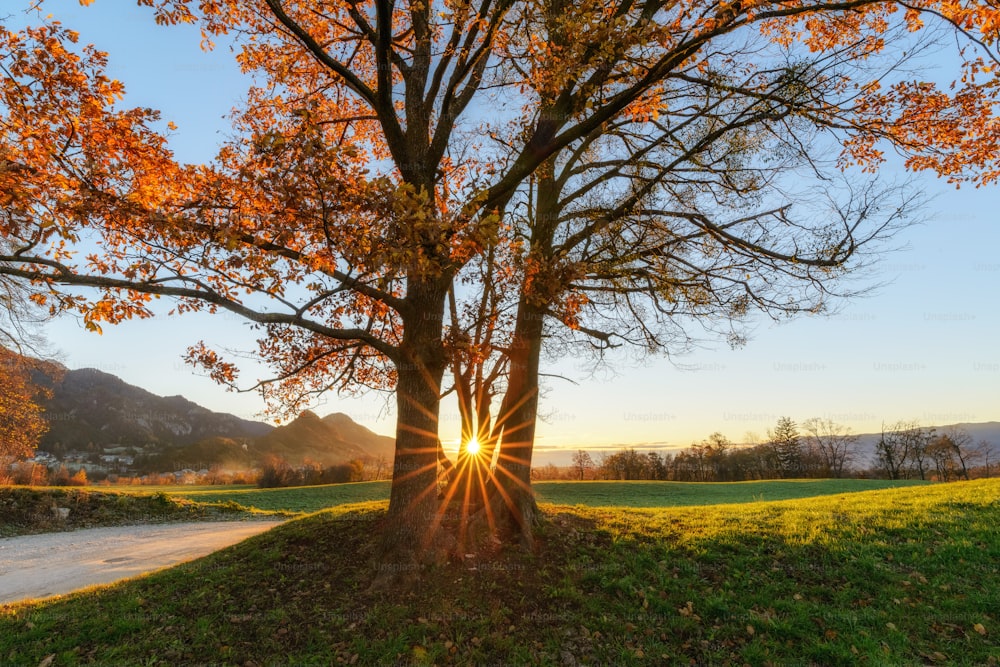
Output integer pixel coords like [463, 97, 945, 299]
[10, 2, 1000, 465]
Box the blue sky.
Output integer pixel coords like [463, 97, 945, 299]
[16, 2, 1000, 463]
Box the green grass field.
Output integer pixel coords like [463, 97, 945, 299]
[2, 479, 997, 665]
[160, 480, 393, 513]
[157, 478, 930, 514]
[533, 478, 931, 507]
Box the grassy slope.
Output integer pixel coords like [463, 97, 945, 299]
[0, 487, 268, 538]
[2, 480, 997, 666]
[162, 480, 393, 513]
[160, 478, 929, 514]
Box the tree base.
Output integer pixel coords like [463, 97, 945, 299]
[371, 479, 540, 589]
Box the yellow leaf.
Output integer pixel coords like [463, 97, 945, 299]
[974, 623, 987, 635]
[747, 625, 755, 636]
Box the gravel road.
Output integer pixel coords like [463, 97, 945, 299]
[0, 520, 284, 605]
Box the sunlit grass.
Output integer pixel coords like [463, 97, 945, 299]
[2, 480, 997, 665]
[533, 478, 930, 508]
[160, 481, 391, 514]
[155, 478, 930, 515]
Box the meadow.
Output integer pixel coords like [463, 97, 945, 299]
[1, 478, 997, 665]
[161, 480, 393, 514]
[153, 477, 931, 514]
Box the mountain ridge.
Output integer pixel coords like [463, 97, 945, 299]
[39, 367, 274, 455]
[33, 365, 394, 472]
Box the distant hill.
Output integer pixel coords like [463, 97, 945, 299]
[29, 365, 394, 472]
[38, 367, 273, 455]
[252, 410, 395, 465]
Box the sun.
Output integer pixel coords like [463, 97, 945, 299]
[465, 438, 481, 456]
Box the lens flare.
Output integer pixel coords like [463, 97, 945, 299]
[466, 438, 481, 455]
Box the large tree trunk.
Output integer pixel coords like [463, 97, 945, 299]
[488, 160, 559, 546]
[491, 299, 545, 545]
[379, 276, 450, 565]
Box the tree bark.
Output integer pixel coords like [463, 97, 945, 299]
[489, 160, 559, 545]
[491, 298, 545, 545]
[379, 275, 450, 565]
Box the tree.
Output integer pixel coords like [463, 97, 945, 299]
[802, 418, 858, 478]
[875, 421, 906, 479]
[466, 0, 1000, 531]
[531, 462, 561, 481]
[570, 450, 594, 481]
[702, 433, 734, 481]
[874, 420, 932, 480]
[599, 448, 650, 480]
[645, 451, 669, 481]
[979, 441, 997, 479]
[0, 347, 49, 464]
[349, 458, 366, 482]
[768, 417, 802, 478]
[907, 426, 936, 481]
[926, 435, 960, 481]
[3, 0, 1000, 559]
[929, 427, 976, 481]
[0, 246, 60, 469]
[70, 467, 89, 486]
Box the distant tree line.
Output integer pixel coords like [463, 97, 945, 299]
[0, 461, 259, 487]
[535, 418, 996, 483]
[0, 463, 89, 487]
[1, 452, 391, 488]
[256, 454, 390, 488]
[873, 421, 991, 482]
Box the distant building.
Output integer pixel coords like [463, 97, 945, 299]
[28, 451, 58, 466]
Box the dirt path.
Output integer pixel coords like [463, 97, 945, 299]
[0, 521, 284, 605]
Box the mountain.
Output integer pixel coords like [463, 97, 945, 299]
[38, 367, 273, 455]
[31, 364, 395, 472]
[251, 410, 395, 465]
